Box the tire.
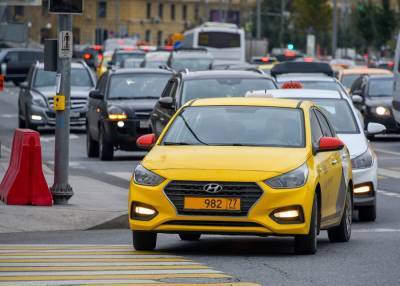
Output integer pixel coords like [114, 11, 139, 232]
[358, 205, 376, 222]
[132, 231, 157, 251]
[86, 130, 99, 158]
[25, 118, 38, 131]
[179, 233, 201, 241]
[99, 124, 113, 161]
[295, 195, 318, 255]
[328, 189, 352, 242]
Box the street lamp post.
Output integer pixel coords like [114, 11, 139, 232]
[332, 0, 338, 59]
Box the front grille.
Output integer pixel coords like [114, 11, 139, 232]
[164, 220, 262, 227]
[48, 97, 88, 110]
[164, 181, 263, 216]
[135, 110, 152, 119]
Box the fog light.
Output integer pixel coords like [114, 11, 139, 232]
[354, 184, 372, 195]
[131, 202, 157, 221]
[117, 121, 125, 128]
[135, 206, 156, 215]
[31, 115, 42, 121]
[274, 210, 300, 219]
[270, 206, 304, 224]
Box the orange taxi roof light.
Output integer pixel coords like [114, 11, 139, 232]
[281, 81, 303, 89]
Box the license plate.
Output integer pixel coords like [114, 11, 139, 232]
[184, 197, 241, 211]
[70, 111, 80, 118]
[140, 120, 150, 128]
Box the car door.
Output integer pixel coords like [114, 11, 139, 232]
[310, 109, 331, 220]
[315, 109, 345, 219]
[88, 74, 107, 140]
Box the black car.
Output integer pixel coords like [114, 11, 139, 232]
[86, 69, 173, 160]
[167, 48, 213, 71]
[350, 74, 399, 134]
[0, 48, 44, 85]
[110, 50, 145, 68]
[18, 61, 96, 130]
[150, 70, 277, 137]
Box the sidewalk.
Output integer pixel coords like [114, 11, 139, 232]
[0, 144, 129, 233]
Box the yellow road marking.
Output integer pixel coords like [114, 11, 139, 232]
[0, 273, 230, 281]
[79, 284, 260, 286]
[0, 251, 174, 256]
[0, 258, 189, 263]
[0, 265, 208, 271]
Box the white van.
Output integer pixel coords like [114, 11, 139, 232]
[181, 22, 245, 64]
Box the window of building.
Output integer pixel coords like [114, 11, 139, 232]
[14, 6, 24, 16]
[98, 1, 107, 18]
[170, 4, 175, 20]
[182, 4, 187, 20]
[194, 4, 199, 21]
[146, 2, 152, 19]
[145, 30, 151, 43]
[157, 30, 163, 46]
[158, 3, 163, 19]
[42, 0, 49, 15]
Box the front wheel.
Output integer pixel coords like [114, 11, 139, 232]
[86, 127, 99, 158]
[328, 189, 352, 242]
[294, 195, 318, 255]
[132, 231, 157, 251]
[99, 125, 113, 161]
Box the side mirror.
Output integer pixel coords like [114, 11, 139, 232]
[89, 90, 104, 100]
[158, 96, 174, 108]
[136, 134, 156, 150]
[351, 94, 363, 104]
[366, 122, 386, 135]
[318, 137, 344, 152]
[352, 90, 362, 96]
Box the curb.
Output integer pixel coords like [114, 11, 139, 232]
[89, 213, 129, 230]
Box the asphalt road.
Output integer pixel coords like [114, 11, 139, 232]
[1, 85, 400, 286]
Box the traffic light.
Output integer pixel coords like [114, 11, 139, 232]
[287, 44, 295, 50]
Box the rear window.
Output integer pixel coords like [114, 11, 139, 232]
[19, 52, 43, 62]
[198, 32, 240, 48]
[34, 68, 93, 87]
[368, 78, 394, 97]
[341, 74, 360, 88]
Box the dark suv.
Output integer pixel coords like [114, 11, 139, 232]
[150, 70, 277, 136]
[86, 68, 173, 160]
[350, 74, 398, 134]
[18, 61, 96, 130]
[0, 48, 44, 85]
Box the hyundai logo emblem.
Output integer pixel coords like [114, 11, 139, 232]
[203, 183, 223, 194]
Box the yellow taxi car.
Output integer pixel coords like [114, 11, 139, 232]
[129, 98, 353, 255]
[96, 50, 113, 78]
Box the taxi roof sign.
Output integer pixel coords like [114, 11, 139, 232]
[49, 0, 83, 14]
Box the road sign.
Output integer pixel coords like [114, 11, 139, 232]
[58, 31, 73, 58]
[49, 0, 83, 14]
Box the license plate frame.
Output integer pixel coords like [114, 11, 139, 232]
[140, 120, 150, 129]
[184, 197, 241, 211]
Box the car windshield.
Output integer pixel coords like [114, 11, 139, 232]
[280, 81, 340, 91]
[108, 73, 171, 99]
[181, 78, 276, 104]
[312, 99, 359, 134]
[162, 106, 305, 147]
[170, 58, 212, 71]
[368, 78, 394, 97]
[341, 74, 360, 88]
[34, 69, 93, 87]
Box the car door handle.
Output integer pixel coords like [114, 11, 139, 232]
[331, 159, 338, 165]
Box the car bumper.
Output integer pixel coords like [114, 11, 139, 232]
[128, 177, 315, 236]
[103, 119, 151, 151]
[29, 105, 87, 127]
[352, 159, 377, 208]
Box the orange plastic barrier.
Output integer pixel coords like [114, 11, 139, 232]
[0, 75, 4, 92]
[0, 129, 52, 206]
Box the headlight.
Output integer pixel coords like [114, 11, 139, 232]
[265, 163, 309, 189]
[31, 92, 47, 107]
[108, 106, 128, 120]
[133, 164, 165, 186]
[351, 148, 373, 169]
[373, 106, 390, 116]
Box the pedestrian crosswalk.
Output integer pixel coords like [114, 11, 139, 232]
[0, 244, 257, 285]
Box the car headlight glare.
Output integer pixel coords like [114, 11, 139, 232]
[31, 92, 47, 107]
[374, 106, 390, 116]
[133, 164, 165, 186]
[351, 149, 373, 169]
[265, 163, 309, 189]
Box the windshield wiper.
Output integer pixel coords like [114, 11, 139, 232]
[163, 141, 191, 145]
[134, 96, 159, 99]
[109, 97, 132, 100]
[179, 114, 209, 145]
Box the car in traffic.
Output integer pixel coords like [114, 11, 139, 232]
[141, 51, 170, 68]
[338, 68, 393, 91]
[86, 68, 173, 160]
[18, 61, 96, 130]
[167, 48, 213, 71]
[96, 50, 113, 78]
[271, 61, 335, 78]
[251, 89, 384, 221]
[350, 74, 399, 135]
[0, 48, 44, 85]
[150, 70, 277, 136]
[110, 49, 145, 69]
[130, 97, 353, 254]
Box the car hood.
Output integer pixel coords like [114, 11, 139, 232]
[365, 97, 393, 107]
[143, 146, 309, 177]
[36, 86, 93, 98]
[337, 133, 368, 158]
[107, 99, 157, 114]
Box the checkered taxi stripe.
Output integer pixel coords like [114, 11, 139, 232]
[0, 244, 258, 285]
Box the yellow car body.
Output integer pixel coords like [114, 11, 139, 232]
[129, 98, 353, 253]
[96, 51, 113, 79]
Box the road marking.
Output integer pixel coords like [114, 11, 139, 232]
[374, 148, 400, 156]
[40, 134, 80, 143]
[377, 168, 400, 179]
[354, 228, 400, 233]
[0, 114, 17, 118]
[106, 172, 132, 181]
[377, 190, 400, 199]
[0, 245, 244, 285]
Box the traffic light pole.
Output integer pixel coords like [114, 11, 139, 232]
[50, 14, 73, 204]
